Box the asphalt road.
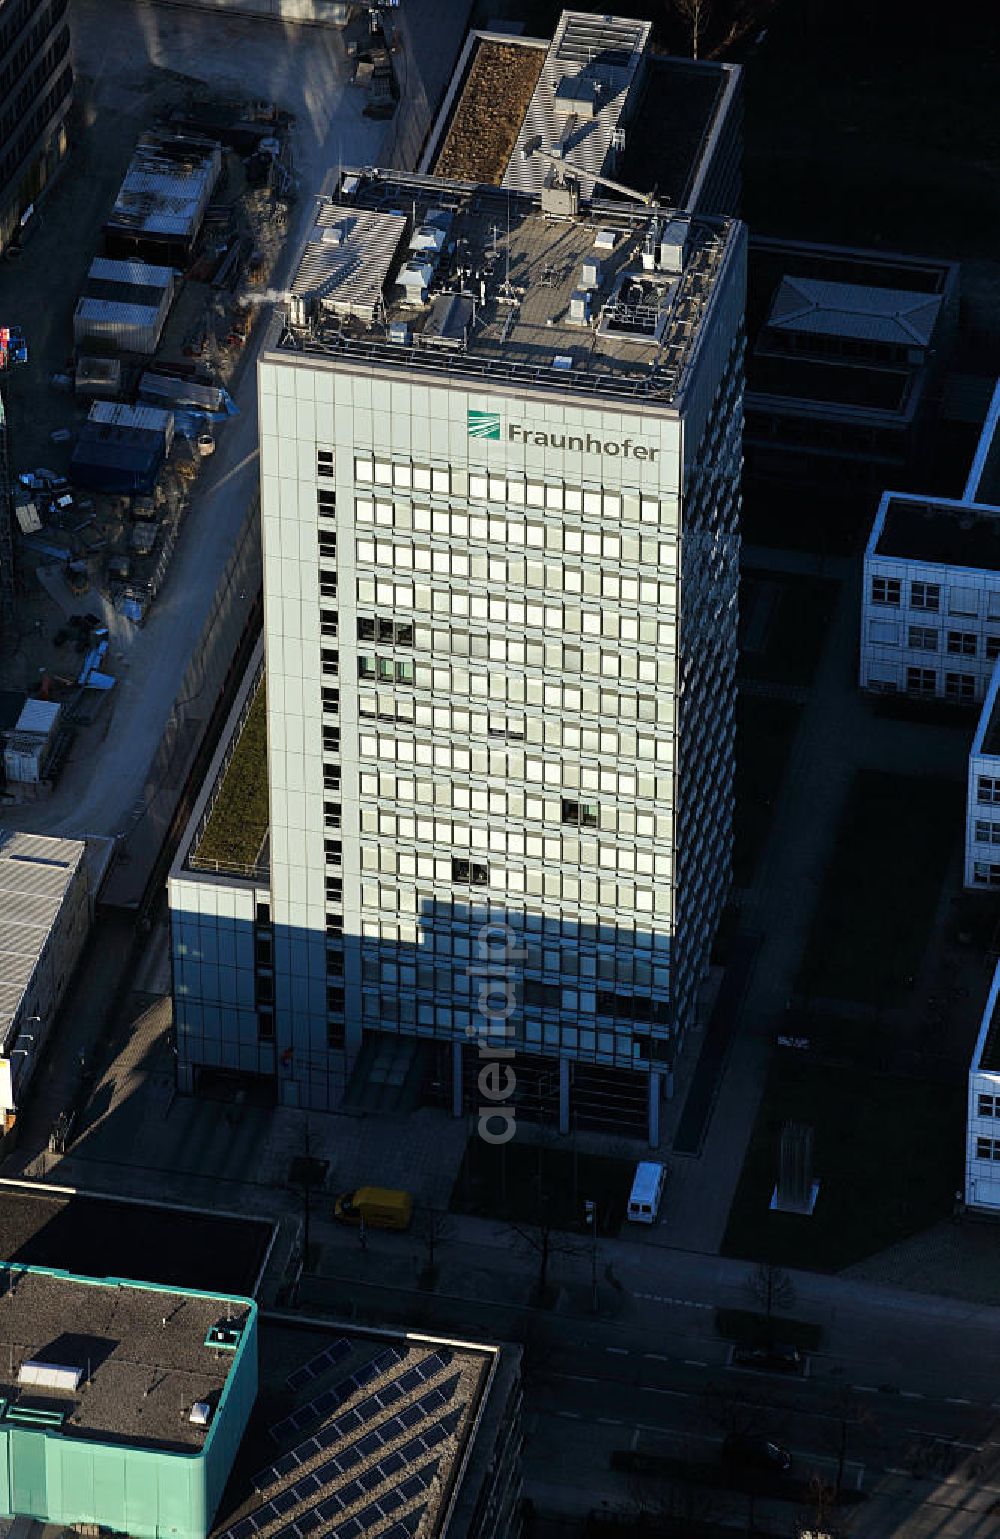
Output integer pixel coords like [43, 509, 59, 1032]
[295, 1268, 1000, 1535]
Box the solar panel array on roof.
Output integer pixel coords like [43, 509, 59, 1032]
[267, 1347, 407, 1446]
[253, 1374, 458, 1509]
[380, 1510, 424, 1539]
[225, 1410, 458, 1539]
[263, 1418, 458, 1539]
[328, 1473, 436, 1539]
[286, 1336, 352, 1392]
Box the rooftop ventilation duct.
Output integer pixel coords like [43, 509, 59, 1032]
[540, 168, 580, 218]
[398, 260, 434, 305]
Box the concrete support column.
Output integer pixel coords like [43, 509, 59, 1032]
[452, 1038, 463, 1118]
[648, 1068, 661, 1148]
[558, 1056, 570, 1136]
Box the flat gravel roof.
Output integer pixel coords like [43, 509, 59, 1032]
[0, 1266, 251, 1452]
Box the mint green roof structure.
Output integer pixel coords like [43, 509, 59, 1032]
[0, 1263, 258, 1539]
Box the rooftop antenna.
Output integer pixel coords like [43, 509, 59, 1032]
[506, 193, 511, 290]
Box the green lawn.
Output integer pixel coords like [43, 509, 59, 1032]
[733, 694, 802, 887]
[193, 683, 268, 870]
[796, 769, 961, 1008]
[722, 1055, 965, 1271]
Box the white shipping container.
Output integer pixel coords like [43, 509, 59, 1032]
[73, 297, 170, 356]
[74, 256, 176, 356]
[15, 699, 60, 742]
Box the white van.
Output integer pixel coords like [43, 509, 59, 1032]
[627, 1161, 668, 1224]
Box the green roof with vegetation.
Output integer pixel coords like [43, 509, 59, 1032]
[191, 682, 268, 873]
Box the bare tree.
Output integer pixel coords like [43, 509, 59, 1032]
[824, 1387, 876, 1501]
[671, 0, 713, 59]
[702, 1378, 766, 1439]
[626, 1465, 717, 1533]
[745, 1260, 796, 1324]
[416, 1208, 453, 1288]
[510, 1214, 578, 1305]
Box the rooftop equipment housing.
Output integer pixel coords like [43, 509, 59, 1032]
[503, 10, 651, 202]
[18, 1360, 84, 1393]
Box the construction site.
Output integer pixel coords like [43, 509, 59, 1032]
[0, 97, 295, 807]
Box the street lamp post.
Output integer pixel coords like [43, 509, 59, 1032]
[584, 1197, 598, 1314]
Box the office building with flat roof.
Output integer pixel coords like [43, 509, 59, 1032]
[745, 237, 958, 488]
[423, 9, 742, 218]
[168, 12, 745, 1142]
[217, 1320, 521, 1539]
[965, 659, 1000, 890]
[0, 0, 73, 253]
[0, 1263, 257, 1539]
[861, 381, 1000, 705]
[965, 963, 1000, 1212]
[0, 829, 92, 1125]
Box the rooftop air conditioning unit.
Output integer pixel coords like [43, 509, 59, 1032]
[399, 260, 433, 304]
[189, 1402, 212, 1426]
[569, 290, 591, 324]
[581, 257, 602, 289]
[410, 224, 446, 254]
[658, 217, 690, 274]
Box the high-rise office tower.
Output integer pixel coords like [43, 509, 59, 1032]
[250, 161, 744, 1143]
[170, 12, 745, 1142]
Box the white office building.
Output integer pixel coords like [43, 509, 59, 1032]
[963, 659, 1000, 890]
[965, 960, 1000, 1211]
[860, 382, 1000, 703]
[243, 153, 746, 1142]
[170, 35, 746, 1136]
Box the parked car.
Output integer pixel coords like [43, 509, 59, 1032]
[723, 1433, 792, 1473]
[732, 1341, 802, 1373]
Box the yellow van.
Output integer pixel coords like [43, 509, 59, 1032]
[333, 1186, 413, 1231]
